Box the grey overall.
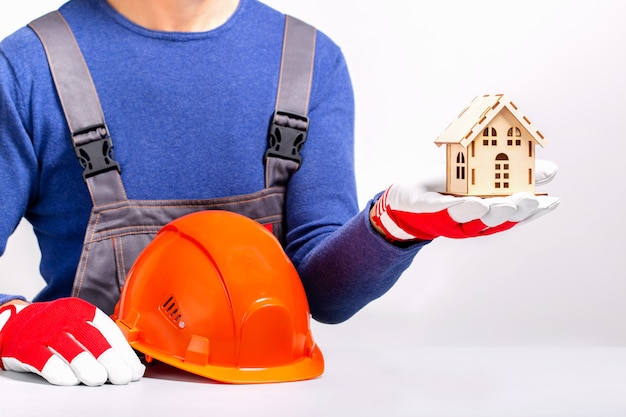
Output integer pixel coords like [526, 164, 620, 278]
[29, 11, 317, 315]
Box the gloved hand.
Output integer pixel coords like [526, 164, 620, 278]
[0, 297, 145, 386]
[370, 159, 561, 241]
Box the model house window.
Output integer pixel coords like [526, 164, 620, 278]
[507, 127, 521, 136]
[482, 127, 497, 146]
[528, 141, 533, 157]
[456, 152, 466, 180]
[495, 153, 509, 190]
[507, 127, 522, 146]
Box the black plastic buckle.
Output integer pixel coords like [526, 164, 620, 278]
[265, 111, 309, 164]
[73, 125, 121, 179]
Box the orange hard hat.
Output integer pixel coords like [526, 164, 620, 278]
[115, 210, 324, 383]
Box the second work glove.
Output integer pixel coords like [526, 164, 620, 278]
[371, 160, 561, 241]
[0, 297, 145, 386]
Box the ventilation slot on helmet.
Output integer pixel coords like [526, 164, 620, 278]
[159, 295, 186, 329]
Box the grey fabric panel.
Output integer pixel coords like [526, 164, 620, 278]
[72, 233, 156, 315]
[82, 188, 286, 243]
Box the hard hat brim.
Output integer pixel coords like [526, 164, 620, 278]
[130, 339, 324, 384]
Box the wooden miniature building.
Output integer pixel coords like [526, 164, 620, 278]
[435, 94, 546, 196]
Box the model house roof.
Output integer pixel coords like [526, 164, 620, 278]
[434, 94, 546, 148]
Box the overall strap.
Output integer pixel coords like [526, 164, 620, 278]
[265, 16, 317, 188]
[28, 11, 127, 206]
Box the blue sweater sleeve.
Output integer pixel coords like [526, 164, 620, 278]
[0, 49, 39, 255]
[0, 40, 41, 304]
[298, 201, 427, 324]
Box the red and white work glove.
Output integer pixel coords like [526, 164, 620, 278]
[0, 297, 145, 386]
[371, 160, 561, 241]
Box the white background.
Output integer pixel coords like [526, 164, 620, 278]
[1, 0, 625, 351]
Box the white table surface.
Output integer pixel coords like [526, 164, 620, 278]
[2, 345, 625, 417]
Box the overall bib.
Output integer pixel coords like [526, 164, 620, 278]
[29, 12, 317, 315]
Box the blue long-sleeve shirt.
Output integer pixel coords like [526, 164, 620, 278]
[0, 0, 426, 323]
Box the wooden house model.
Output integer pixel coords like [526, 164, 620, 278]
[435, 94, 546, 196]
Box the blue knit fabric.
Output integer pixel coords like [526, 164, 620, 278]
[0, 0, 427, 323]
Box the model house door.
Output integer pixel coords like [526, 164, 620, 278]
[495, 153, 509, 191]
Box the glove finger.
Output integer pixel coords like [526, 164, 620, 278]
[97, 349, 133, 385]
[535, 159, 558, 186]
[38, 355, 81, 386]
[480, 197, 518, 227]
[47, 331, 108, 386]
[517, 195, 561, 225]
[446, 197, 490, 223]
[92, 309, 145, 382]
[506, 192, 540, 222]
[478, 194, 559, 235]
[67, 350, 108, 386]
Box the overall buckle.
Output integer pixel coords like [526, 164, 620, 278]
[265, 111, 309, 164]
[73, 125, 121, 179]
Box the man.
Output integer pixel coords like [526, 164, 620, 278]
[0, 0, 559, 386]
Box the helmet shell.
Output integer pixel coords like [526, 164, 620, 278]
[115, 210, 323, 383]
